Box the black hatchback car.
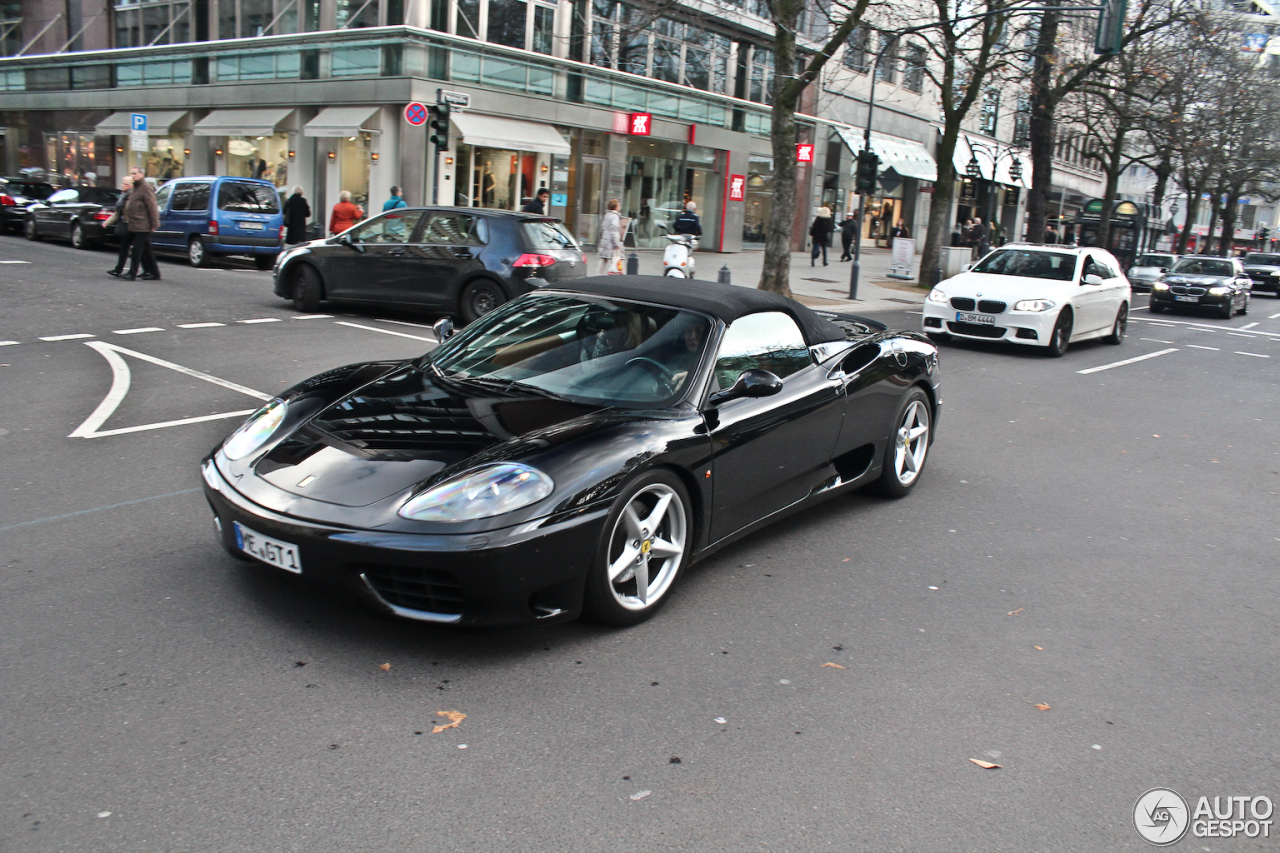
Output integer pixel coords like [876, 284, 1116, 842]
[273, 207, 588, 322]
[24, 185, 122, 248]
[1149, 255, 1252, 319]
[0, 177, 56, 233]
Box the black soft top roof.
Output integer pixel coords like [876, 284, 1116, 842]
[553, 276, 847, 345]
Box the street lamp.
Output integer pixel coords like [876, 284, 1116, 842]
[966, 156, 982, 179]
[964, 139, 1025, 248]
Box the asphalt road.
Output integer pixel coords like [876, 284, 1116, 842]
[2, 235, 1277, 852]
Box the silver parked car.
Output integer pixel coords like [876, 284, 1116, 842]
[1127, 252, 1178, 293]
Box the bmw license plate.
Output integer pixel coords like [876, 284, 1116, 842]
[239, 221, 265, 231]
[1175, 295, 1199, 303]
[956, 311, 996, 325]
[234, 521, 302, 573]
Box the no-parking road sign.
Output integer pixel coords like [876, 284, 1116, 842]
[404, 102, 428, 126]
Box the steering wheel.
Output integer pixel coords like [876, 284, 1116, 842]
[625, 357, 676, 395]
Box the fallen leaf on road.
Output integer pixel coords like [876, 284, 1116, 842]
[1036, 703, 1051, 711]
[379, 663, 392, 671]
[1034, 646, 1043, 651]
[433, 710, 466, 733]
[1007, 608, 1024, 616]
[969, 759, 1001, 769]
[821, 662, 846, 669]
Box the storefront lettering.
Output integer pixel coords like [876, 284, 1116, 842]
[729, 175, 746, 201]
[796, 144, 814, 163]
[629, 113, 652, 136]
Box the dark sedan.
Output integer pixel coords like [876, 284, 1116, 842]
[203, 277, 941, 628]
[1241, 252, 1280, 296]
[25, 186, 122, 249]
[273, 206, 588, 323]
[0, 177, 56, 233]
[1149, 255, 1252, 319]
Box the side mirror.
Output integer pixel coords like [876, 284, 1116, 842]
[963, 262, 974, 272]
[1082, 273, 1104, 286]
[432, 318, 455, 343]
[708, 369, 783, 406]
[1159, 267, 1168, 272]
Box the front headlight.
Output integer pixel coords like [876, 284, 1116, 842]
[398, 463, 554, 522]
[1152, 282, 1170, 291]
[1208, 285, 1230, 295]
[1013, 299, 1056, 312]
[927, 288, 948, 304]
[223, 399, 287, 461]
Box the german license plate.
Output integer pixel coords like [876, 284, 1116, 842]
[1175, 295, 1199, 303]
[239, 221, 265, 231]
[234, 521, 301, 573]
[956, 311, 996, 325]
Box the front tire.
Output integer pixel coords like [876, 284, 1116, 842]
[189, 236, 208, 267]
[583, 470, 692, 627]
[459, 279, 505, 324]
[24, 217, 40, 241]
[1046, 309, 1072, 357]
[664, 268, 686, 278]
[1219, 298, 1234, 319]
[71, 222, 87, 249]
[874, 387, 932, 498]
[292, 265, 322, 312]
[1105, 303, 1128, 345]
[1241, 294, 1250, 315]
[1149, 300, 1166, 314]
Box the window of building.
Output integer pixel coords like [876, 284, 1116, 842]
[487, 0, 526, 48]
[335, 0, 379, 28]
[1013, 94, 1030, 146]
[874, 34, 897, 84]
[456, 0, 481, 38]
[842, 26, 868, 72]
[902, 43, 925, 92]
[532, 4, 554, 54]
[749, 45, 773, 103]
[980, 88, 1000, 135]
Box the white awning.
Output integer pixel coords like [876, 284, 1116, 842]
[304, 106, 380, 138]
[953, 133, 1028, 186]
[95, 111, 190, 136]
[451, 113, 570, 156]
[952, 134, 990, 181]
[836, 128, 937, 182]
[192, 108, 295, 137]
[995, 153, 1031, 189]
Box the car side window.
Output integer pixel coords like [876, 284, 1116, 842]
[473, 217, 489, 245]
[48, 189, 79, 203]
[712, 312, 812, 391]
[155, 184, 174, 210]
[349, 211, 422, 244]
[422, 212, 475, 244]
[169, 184, 191, 211]
[188, 184, 211, 212]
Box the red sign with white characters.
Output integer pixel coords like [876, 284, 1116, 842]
[629, 113, 652, 135]
[729, 174, 746, 201]
[796, 143, 814, 162]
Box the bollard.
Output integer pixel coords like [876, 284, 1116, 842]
[717, 265, 731, 285]
[931, 267, 942, 287]
[626, 252, 639, 276]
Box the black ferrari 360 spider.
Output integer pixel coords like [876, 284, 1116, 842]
[201, 277, 941, 627]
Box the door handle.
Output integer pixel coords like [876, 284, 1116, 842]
[387, 249, 406, 256]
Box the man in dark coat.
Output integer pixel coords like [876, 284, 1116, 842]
[522, 188, 550, 214]
[284, 186, 311, 245]
[673, 202, 702, 236]
[123, 168, 161, 280]
[107, 177, 133, 277]
[839, 213, 857, 261]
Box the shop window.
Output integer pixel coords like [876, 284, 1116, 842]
[488, 0, 526, 49]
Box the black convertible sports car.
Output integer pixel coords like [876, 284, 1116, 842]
[201, 277, 941, 628]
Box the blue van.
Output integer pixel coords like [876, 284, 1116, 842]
[153, 176, 284, 269]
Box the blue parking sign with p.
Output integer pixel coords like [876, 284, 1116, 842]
[131, 113, 147, 132]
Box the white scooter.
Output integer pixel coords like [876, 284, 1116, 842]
[662, 233, 698, 278]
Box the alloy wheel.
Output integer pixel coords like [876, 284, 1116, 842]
[893, 400, 930, 487]
[605, 483, 687, 611]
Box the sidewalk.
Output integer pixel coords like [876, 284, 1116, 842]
[621, 247, 929, 312]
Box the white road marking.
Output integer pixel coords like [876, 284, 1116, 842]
[1235, 351, 1270, 358]
[113, 327, 164, 335]
[39, 333, 94, 341]
[291, 314, 333, 320]
[1269, 312, 1280, 319]
[1140, 338, 1173, 344]
[1238, 322, 1259, 330]
[1186, 344, 1220, 351]
[1136, 316, 1280, 338]
[334, 321, 435, 342]
[69, 342, 270, 439]
[1228, 332, 1255, 338]
[1077, 348, 1178, 375]
[177, 322, 225, 329]
[238, 318, 282, 324]
[0, 340, 19, 346]
[0, 260, 31, 264]
[378, 319, 435, 329]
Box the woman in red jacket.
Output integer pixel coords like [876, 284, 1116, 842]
[329, 191, 364, 235]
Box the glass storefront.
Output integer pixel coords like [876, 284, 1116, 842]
[43, 132, 101, 186]
[742, 154, 773, 249]
[453, 142, 547, 211]
[143, 135, 185, 181]
[338, 132, 371, 205]
[227, 132, 290, 186]
[623, 138, 721, 248]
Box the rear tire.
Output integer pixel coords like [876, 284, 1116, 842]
[1219, 298, 1234, 319]
[24, 217, 40, 241]
[188, 236, 208, 267]
[1241, 294, 1250, 315]
[1105, 303, 1127, 345]
[459, 279, 505, 324]
[254, 254, 274, 271]
[874, 387, 932, 498]
[1046, 309, 1072, 357]
[71, 222, 88, 250]
[292, 265, 322, 312]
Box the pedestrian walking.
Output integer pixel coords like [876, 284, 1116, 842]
[673, 201, 702, 237]
[598, 198, 623, 275]
[839, 212, 857, 261]
[972, 216, 989, 257]
[106, 177, 133, 278]
[283, 186, 311, 245]
[329, 191, 364, 236]
[382, 186, 407, 212]
[1044, 224, 1058, 244]
[123, 168, 160, 281]
[522, 188, 550, 214]
[809, 206, 833, 266]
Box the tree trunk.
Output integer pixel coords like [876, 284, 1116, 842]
[1025, 9, 1061, 244]
[1149, 162, 1170, 252]
[758, 0, 801, 296]
[1096, 125, 1128, 252]
[1205, 194, 1220, 255]
[1175, 190, 1199, 255]
[918, 126, 961, 288]
[1219, 194, 1239, 257]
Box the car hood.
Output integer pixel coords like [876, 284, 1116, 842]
[1164, 273, 1231, 285]
[252, 364, 609, 507]
[941, 272, 1074, 300]
[1128, 265, 1164, 278]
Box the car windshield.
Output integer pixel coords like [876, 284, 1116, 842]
[428, 293, 711, 408]
[1172, 258, 1233, 276]
[1244, 254, 1280, 265]
[217, 182, 280, 213]
[521, 220, 579, 250]
[1135, 254, 1174, 267]
[971, 249, 1078, 281]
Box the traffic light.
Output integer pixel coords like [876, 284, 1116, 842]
[855, 150, 880, 194]
[429, 104, 451, 153]
[1259, 226, 1270, 241]
[1094, 0, 1128, 55]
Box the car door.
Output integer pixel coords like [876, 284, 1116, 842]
[40, 188, 80, 235]
[704, 312, 845, 543]
[319, 210, 426, 304]
[153, 182, 184, 248]
[829, 337, 910, 474]
[413, 211, 487, 307]
[1074, 253, 1111, 333]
